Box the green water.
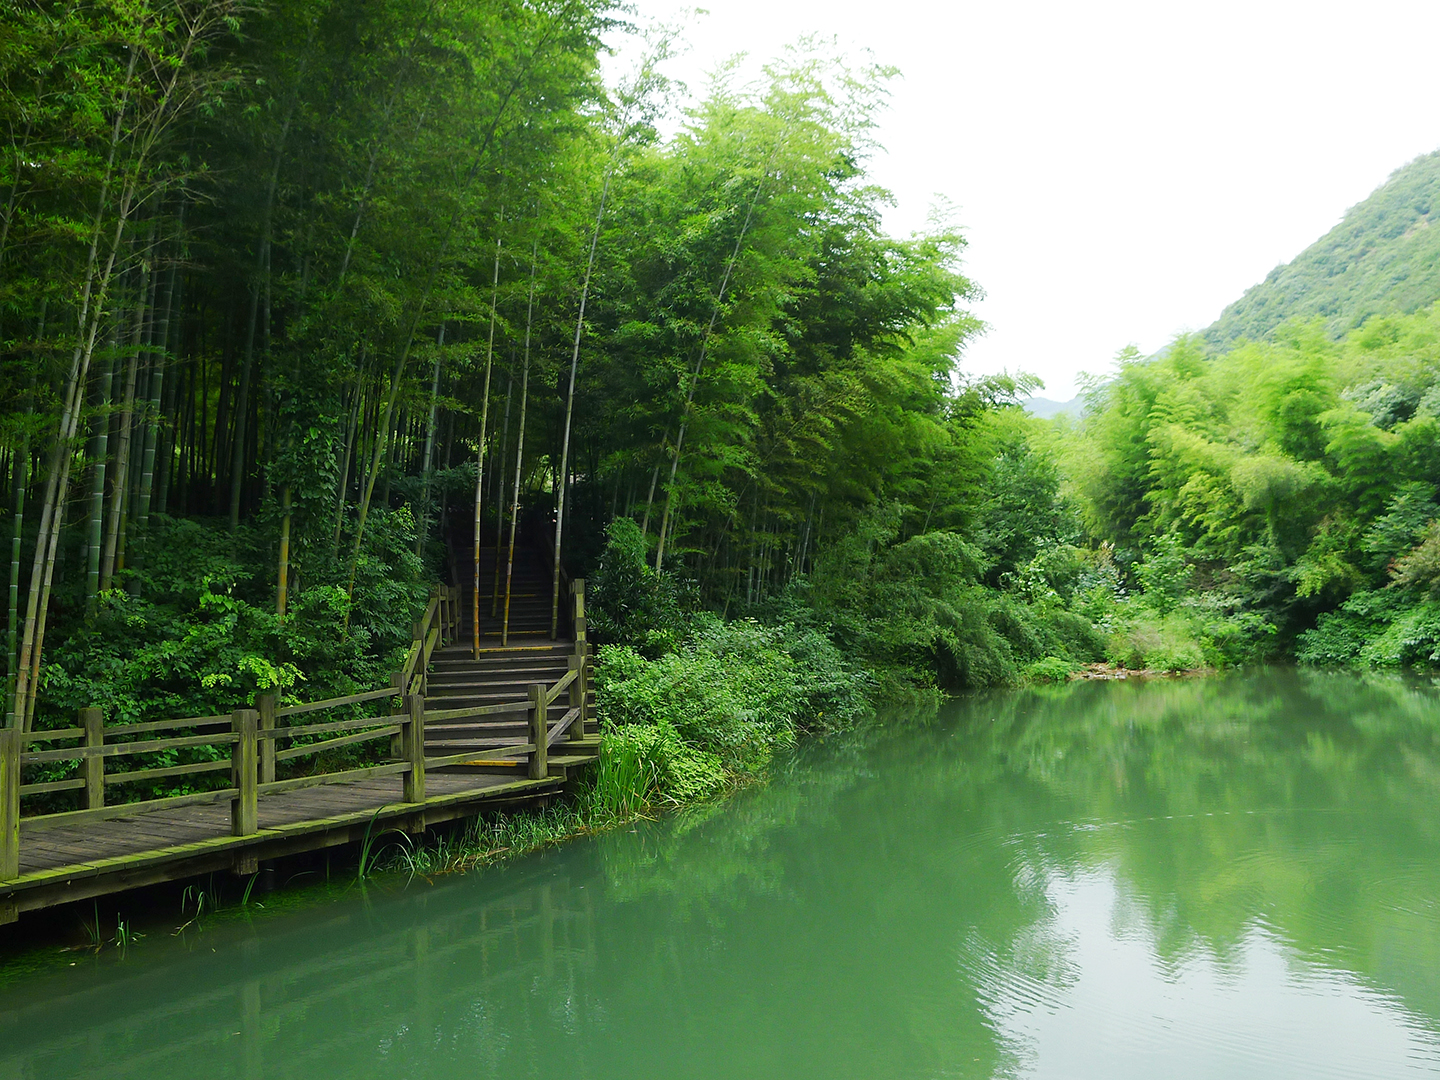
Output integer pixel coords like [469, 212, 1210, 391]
[4, 669, 1440, 1078]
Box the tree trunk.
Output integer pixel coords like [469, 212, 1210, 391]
[12, 46, 145, 728]
[332, 348, 367, 555]
[5, 417, 27, 729]
[415, 324, 445, 558]
[131, 228, 178, 581]
[551, 172, 612, 637]
[490, 357, 514, 616]
[471, 228, 502, 657]
[502, 244, 538, 647]
[276, 485, 292, 616]
[100, 263, 149, 591]
[639, 445, 664, 541]
[85, 327, 117, 612]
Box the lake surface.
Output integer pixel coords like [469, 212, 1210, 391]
[4, 669, 1440, 1078]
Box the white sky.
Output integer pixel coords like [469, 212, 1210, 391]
[611, 0, 1440, 398]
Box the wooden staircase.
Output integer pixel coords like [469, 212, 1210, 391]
[424, 545, 598, 781]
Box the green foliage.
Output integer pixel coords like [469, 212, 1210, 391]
[1135, 533, 1193, 615]
[42, 513, 425, 726]
[589, 519, 689, 657]
[1064, 300, 1440, 669]
[802, 505, 1111, 692]
[1023, 655, 1079, 683]
[593, 612, 871, 811]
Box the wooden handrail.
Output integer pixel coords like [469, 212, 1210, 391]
[262, 715, 404, 740]
[22, 787, 242, 833]
[276, 686, 399, 718]
[421, 701, 530, 723]
[549, 706, 581, 742]
[545, 666, 578, 705]
[257, 761, 411, 797]
[104, 759, 232, 788]
[23, 732, 238, 765]
[20, 728, 84, 744]
[18, 778, 86, 797]
[424, 744, 538, 769]
[106, 714, 234, 736]
[274, 724, 402, 762]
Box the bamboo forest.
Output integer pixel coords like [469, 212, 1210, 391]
[4, 2, 1440, 1077]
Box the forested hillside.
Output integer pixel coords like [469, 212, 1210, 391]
[1206, 151, 1440, 346]
[1066, 305, 1440, 666]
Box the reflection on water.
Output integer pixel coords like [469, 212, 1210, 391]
[971, 871, 1440, 1079]
[3, 669, 1440, 1078]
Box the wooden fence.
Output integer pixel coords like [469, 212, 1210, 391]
[0, 579, 591, 883]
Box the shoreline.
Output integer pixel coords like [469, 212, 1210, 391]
[1068, 662, 1217, 681]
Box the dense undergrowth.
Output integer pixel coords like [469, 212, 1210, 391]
[42, 508, 429, 723]
[22, 508, 431, 806]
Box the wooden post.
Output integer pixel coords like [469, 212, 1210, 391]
[0, 727, 20, 882]
[403, 694, 426, 803]
[257, 693, 277, 785]
[528, 683, 548, 780]
[572, 577, 586, 648]
[567, 652, 586, 743]
[390, 671, 405, 761]
[436, 584, 447, 643]
[81, 707, 105, 809]
[231, 709, 258, 837]
[571, 578, 588, 742]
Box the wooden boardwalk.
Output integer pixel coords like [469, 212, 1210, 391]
[4, 769, 576, 919]
[0, 548, 597, 925]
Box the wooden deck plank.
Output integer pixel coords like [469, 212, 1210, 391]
[8, 762, 591, 881]
[3, 770, 584, 908]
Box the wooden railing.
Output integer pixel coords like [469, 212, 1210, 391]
[0, 579, 592, 883]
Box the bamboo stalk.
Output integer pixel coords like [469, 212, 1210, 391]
[415, 324, 445, 558]
[276, 485, 292, 616]
[502, 241, 539, 647]
[5, 421, 26, 729]
[654, 171, 766, 571]
[490, 357, 514, 616]
[472, 225, 502, 658]
[85, 327, 117, 612]
[551, 171, 612, 638]
[14, 7, 234, 730]
[132, 225, 177, 578]
[331, 348, 367, 555]
[101, 257, 148, 590]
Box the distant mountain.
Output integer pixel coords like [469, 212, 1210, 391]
[1022, 395, 1081, 419]
[1205, 150, 1440, 347]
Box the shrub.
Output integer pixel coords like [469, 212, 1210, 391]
[1104, 609, 1206, 671]
[1025, 655, 1078, 683]
[595, 615, 871, 794]
[41, 513, 426, 728]
[589, 518, 689, 657]
[1136, 533, 1194, 614]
